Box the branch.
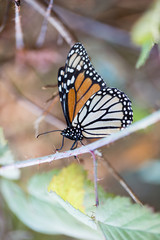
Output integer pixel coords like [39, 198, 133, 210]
[24, 0, 77, 47]
[36, 0, 54, 47]
[14, 1, 24, 50]
[102, 158, 143, 205]
[0, 110, 159, 173]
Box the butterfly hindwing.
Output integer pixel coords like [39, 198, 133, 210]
[72, 87, 133, 138]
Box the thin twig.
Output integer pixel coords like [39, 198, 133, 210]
[14, 1, 24, 50]
[42, 84, 58, 89]
[24, 0, 77, 47]
[0, 110, 159, 173]
[90, 150, 99, 207]
[36, 0, 54, 47]
[14, 0, 21, 7]
[103, 158, 143, 205]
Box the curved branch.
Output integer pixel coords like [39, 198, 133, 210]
[0, 110, 159, 173]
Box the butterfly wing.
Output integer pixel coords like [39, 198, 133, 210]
[58, 43, 106, 126]
[72, 87, 133, 138]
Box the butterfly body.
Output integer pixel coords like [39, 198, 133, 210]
[57, 42, 133, 148]
[61, 126, 83, 141]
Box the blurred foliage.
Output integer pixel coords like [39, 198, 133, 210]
[131, 0, 160, 68]
[129, 159, 160, 185]
[132, 105, 150, 122]
[0, 127, 20, 179]
[1, 163, 160, 240]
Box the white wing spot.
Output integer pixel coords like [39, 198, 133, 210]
[67, 79, 70, 86]
[70, 68, 74, 73]
[77, 65, 81, 71]
[71, 75, 75, 84]
[59, 85, 62, 91]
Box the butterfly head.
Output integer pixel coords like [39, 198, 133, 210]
[61, 126, 83, 141]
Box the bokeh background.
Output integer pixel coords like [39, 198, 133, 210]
[0, 0, 160, 239]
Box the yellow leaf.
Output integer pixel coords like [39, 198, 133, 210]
[48, 163, 86, 213]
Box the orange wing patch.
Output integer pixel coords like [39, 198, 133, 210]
[74, 83, 100, 119]
[68, 73, 101, 123]
[68, 89, 76, 122]
[75, 73, 85, 91]
[77, 78, 92, 101]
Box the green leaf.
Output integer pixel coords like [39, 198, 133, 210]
[1, 178, 103, 240]
[131, 0, 160, 68]
[0, 127, 20, 179]
[96, 196, 160, 240]
[28, 168, 60, 203]
[28, 166, 105, 237]
[2, 164, 160, 240]
[49, 191, 98, 230]
[136, 41, 153, 68]
[47, 163, 113, 216]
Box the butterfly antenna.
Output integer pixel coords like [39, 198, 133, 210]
[36, 130, 62, 138]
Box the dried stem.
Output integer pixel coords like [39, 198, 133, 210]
[0, 110, 159, 173]
[36, 0, 54, 47]
[90, 151, 99, 207]
[14, 1, 24, 50]
[24, 0, 77, 47]
[103, 158, 143, 205]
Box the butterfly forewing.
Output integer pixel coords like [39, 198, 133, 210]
[58, 43, 107, 126]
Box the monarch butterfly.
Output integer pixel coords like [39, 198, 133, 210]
[38, 43, 133, 149]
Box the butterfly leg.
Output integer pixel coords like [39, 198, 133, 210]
[80, 140, 85, 146]
[56, 135, 65, 151]
[70, 140, 78, 150]
[70, 140, 79, 160]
